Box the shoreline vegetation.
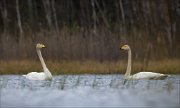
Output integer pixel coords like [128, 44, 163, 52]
[0, 1, 179, 75]
[0, 59, 179, 75]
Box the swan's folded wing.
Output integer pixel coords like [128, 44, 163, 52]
[132, 72, 167, 80]
[23, 72, 45, 80]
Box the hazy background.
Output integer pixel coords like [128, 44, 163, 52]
[0, 0, 179, 74]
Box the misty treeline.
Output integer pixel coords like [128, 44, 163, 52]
[0, 0, 179, 62]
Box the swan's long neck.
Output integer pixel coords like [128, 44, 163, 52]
[125, 48, 131, 78]
[36, 48, 47, 71]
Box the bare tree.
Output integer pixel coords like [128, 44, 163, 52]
[28, 0, 36, 41]
[0, 0, 8, 39]
[51, 0, 59, 36]
[16, 0, 24, 42]
[91, 0, 97, 34]
[95, 0, 109, 28]
[119, 0, 125, 22]
[0, 0, 179, 61]
[42, 0, 54, 32]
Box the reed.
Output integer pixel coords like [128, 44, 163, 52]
[0, 59, 179, 75]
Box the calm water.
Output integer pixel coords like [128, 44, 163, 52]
[0, 74, 179, 107]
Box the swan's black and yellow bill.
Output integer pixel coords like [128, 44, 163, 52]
[40, 43, 46, 48]
[120, 45, 124, 50]
[36, 43, 46, 49]
[42, 44, 46, 48]
[120, 45, 128, 50]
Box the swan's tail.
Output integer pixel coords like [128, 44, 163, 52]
[163, 74, 170, 77]
[158, 74, 169, 80]
[165, 74, 172, 78]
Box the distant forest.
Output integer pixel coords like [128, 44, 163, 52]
[0, 0, 179, 62]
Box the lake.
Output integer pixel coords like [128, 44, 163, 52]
[0, 74, 179, 107]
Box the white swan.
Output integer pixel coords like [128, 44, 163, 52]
[120, 45, 168, 80]
[23, 43, 52, 80]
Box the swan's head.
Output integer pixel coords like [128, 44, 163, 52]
[36, 43, 46, 49]
[120, 45, 130, 51]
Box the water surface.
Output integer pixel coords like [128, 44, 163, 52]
[0, 74, 179, 107]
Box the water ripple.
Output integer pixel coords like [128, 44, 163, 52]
[0, 74, 179, 107]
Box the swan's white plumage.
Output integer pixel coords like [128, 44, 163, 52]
[23, 43, 52, 80]
[120, 45, 168, 80]
[130, 72, 168, 80]
[23, 72, 45, 80]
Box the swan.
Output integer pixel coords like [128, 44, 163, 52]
[23, 43, 52, 80]
[120, 45, 168, 80]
